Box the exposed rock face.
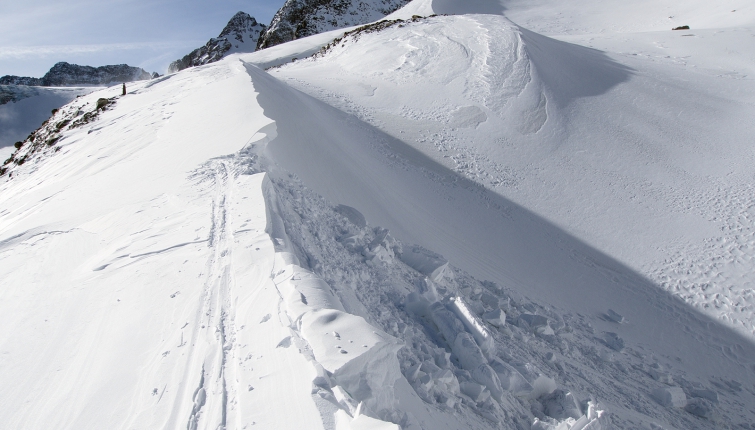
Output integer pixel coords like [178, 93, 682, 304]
[168, 12, 266, 73]
[0, 62, 153, 87]
[257, 0, 412, 50]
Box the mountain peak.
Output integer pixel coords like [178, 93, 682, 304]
[168, 11, 266, 73]
[219, 11, 261, 38]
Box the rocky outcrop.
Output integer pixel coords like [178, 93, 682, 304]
[0, 62, 153, 87]
[168, 12, 266, 73]
[256, 0, 412, 50]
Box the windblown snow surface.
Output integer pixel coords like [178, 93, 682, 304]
[2, 0, 755, 429]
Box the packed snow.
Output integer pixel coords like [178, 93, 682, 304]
[1, 0, 754, 429]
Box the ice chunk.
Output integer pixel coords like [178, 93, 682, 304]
[541, 389, 582, 420]
[335, 204, 367, 228]
[479, 292, 502, 309]
[684, 397, 714, 418]
[652, 386, 687, 408]
[399, 245, 449, 282]
[489, 358, 533, 396]
[300, 309, 403, 418]
[364, 227, 400, 263]
[428, 302, 466, 346]
[531, 375, 558, 399]
[449, 297, 496, 359]
[605, 309, 624, 323]
[435, 369, 456, 385]
[471, 364, 504, 401]
[419, 360, 441, 375]
[404, 292, 431, 316]
[518, 313, 549, 333]
[689, 388, 718, 403]
[602, 332, 625, 352]
[460, 381, 490, 403]
[453, 332, 487, 369]
[482, 309, 506, 327]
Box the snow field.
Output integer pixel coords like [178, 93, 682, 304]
[266, 10, 755, 341]
[2, 0, 755, 428]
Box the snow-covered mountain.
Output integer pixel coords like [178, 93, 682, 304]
[0, 62, 154, 87]
[2, 0, 755, 429]
[168, 12, 267, 73]
[257, 0, 412, 49]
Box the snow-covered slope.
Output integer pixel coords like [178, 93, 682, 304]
[2, 0, 755, 429]
[257, 0, 412, 49]
[168, 12, 267, 73]
[270, 7, 755, 340]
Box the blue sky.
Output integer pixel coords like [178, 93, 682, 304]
[0, 0, 285, 77]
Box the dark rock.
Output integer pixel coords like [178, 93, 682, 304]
[168, 12, 266, 73]
[257, 0, 413, 50]
[673, 25, 690, 30]
[0, 62, 154, 87]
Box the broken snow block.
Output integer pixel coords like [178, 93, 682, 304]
[435, 369, 460, 394]
[541, 389, 582, 420]
[460, 381, 490, 403]
[419, 373, 435, 390]
[335, 204, 367, 228]
[449, 297, 496, 358]
[437, 392, 456, 409]
[429, 302, 466, 346]
[605, 309, 624, 323]
[672, 25, 690, 30]
[647, 367, 673, 385]
[471, 364, 504, 401]
[453, 332, 487, 370]
[518, 313, 549, 331]
[479, 292, 501, 309]
[684, 397, 714, 418]
[652, 386, 687, 408]
[489, 358, 533, 396]
[483, 309, 506, 327]
[531, 375, 558, 399]
[689, 388, 718, 403]
[405, 292, 431, 316]
[399, 245, 449, 282]
[435, 369, 456, 385]
[602, 332, 625, 352]
[405, 363, 422, 382]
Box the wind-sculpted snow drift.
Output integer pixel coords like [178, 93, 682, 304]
[1, 0, 755, 429]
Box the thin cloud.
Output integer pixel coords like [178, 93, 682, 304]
[0, 41, 202, 60]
